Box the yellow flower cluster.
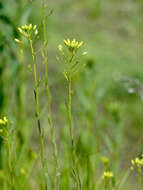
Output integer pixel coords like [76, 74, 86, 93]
[18, 24, 33, 32]
[63, 39, 83, 52]
[58, 38, 87, 80]
[131, 156, 143, 170]
[15, 24, 38, 42]
[102, 171, 113, 179]
[0, 117, 8, 125]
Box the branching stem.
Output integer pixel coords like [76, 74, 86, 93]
[68, 52, 81, 190]
[29, 38, 47, 190]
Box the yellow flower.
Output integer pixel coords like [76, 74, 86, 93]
[35, 29, 38, 35]
[17, 24, 38, 39]
[15, 38, 21, 43]
[58, 44, 63, 52]
[33, 25, 37, 30]
[131, 156, 143, 170]
[18, 27, 23, 34]
[22, 24, 32, 31]
[0, 117, 8, 125]
[63, 38, 83, 52]
[102, 171, 113, 179]
[82, 51, 87, 56]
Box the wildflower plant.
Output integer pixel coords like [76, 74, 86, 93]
[131, 155, 143, 186]
[102, 171, 114, 190]
[16, 24, 39, 42]
[0, 117, 13, 189]
[101, 156, 110, 170]
[58, 39, 87, 81]
[101, 157, 115, 189]
[1, 0, 143, 190]
[58, 38, 87, 190]
[16, 24, 47, 189]
[131, 156, 143, 171]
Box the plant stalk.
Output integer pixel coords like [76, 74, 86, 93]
[29, 38, 47, 190]
[6, 134, 13, 190]
[42, 0, 59, 189]
[68, 54, 81, 190]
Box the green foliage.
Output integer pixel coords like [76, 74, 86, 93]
[0, 0, 143, 190]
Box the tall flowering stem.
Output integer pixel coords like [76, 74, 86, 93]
[131, 156, 143, 189]
[16, 24, 47, 189]
[58, 39, 86, 190]
[102, 171, 114, 190]
[42, 0, 59, 189]
[0, 117, 13, 189]
[101, 157, 115, 190]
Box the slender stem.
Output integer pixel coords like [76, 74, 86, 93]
[42, 0, 47, 46]
[104, 180, 110, 190]
[29, 39, 47, 190]
[68, 77, 74, 147]
[7, 134, 13, 189]
[42, 1, 59, 189]
[137, 169, 142, 190]
[68, 54, 81, 190]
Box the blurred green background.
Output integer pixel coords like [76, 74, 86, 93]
[1, 0, 143, 189]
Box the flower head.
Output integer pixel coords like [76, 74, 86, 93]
[131, 156, 143, 171]
[102, 171, 113, 179]
[0, 117, 8, 125]
[22, 24, 32, 31]
[63, 38, 83, 52]
[15, 38, 21, 43]
[58, 38, 86, 79]
[82, 51, 88, 56]
[17, 24, 39, 40]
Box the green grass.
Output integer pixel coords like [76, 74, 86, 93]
[0, 0, 143, 189]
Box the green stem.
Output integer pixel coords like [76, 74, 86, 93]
[137, 169, 142, 190]
[104, 180, 110, 190]
[68, 77, 74, 147]
[29, 39, 47, 190]
[68, 55, 81, 190]
[6, 132, 13, 189]
[42, 0, 47, 46]
[42, 1, 59, 189]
